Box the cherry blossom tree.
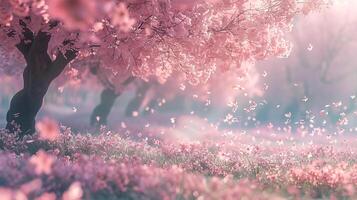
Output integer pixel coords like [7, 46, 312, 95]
[0, 0, 324, 135]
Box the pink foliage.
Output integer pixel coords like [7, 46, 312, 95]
[0, 0, 326, 89]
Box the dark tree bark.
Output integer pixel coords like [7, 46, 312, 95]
[6, 20, 77, 136]
[90, 66, 135, 127]
[90, 88, 119, 127]
[125, 83, 150, 117]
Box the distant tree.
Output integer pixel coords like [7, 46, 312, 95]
[256, 1, 357, 129]
[89, 64, 134, 127]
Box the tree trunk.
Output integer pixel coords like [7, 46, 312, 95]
[6, 67, 51, 135]
[125, 83, 150, 117]
[5, 23, 77, 136]
[90, 88, 119, 127]
[89, 65, 135, 127]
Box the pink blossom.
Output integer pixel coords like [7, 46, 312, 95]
[20, 179, 42, 195]
[0, 188, 15, 200]
[29, 150, 55, 175]
[111, 3, 136, 32]
[62, 182, 83, 200]
[36, 118, 60, 141]
[0, 1, 13, 25]
[46, 0, 97, 30]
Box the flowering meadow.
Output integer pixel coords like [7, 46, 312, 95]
[1, 0, 357, 199]
[0, 123, 357, 200]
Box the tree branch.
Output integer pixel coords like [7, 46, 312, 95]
[15, 19, 34, 61]
[31, 31, 51, 54]
[122, 76, 136, 86]
[49, 48, 78, 80]
[26, 31, 53, 78]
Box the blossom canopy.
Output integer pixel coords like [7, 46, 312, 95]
[0, 0, 325, 86]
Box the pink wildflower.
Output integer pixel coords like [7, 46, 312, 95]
[36, 117, 60, 141]
[29, 150, 55, 175]
[62, 181, 83, 200]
